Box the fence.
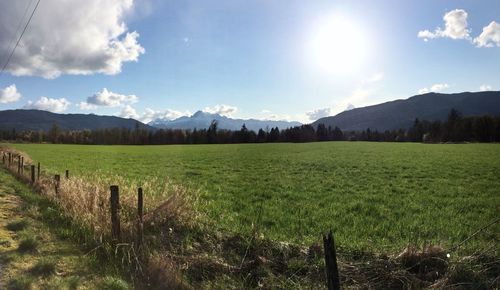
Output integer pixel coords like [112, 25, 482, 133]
[0, 149, 342, 290]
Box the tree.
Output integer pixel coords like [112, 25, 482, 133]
[207, 120, 218, 143]
[316, 123, 328, 141]
[48, 123, 61, 144]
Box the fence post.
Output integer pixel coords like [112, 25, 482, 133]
[137, 187, 144, 248]
[323, 230, 341, 290]
[21, 156, 24, 174]
[17, 155, 21, 174]
[110, 185, 121, 243]
[37, 162, 40, 180]
[65, 170, 69, 179]
[31, 165, 35, 184]
[8, 153, 11, 166]
[2, 153, 5, 164]
[54, 175, 60, 196]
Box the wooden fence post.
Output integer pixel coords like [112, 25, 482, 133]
[137, 187, 144, 248]
[17, 155, 21, 174]
[65, 170, 69, 179]
[2, 153, 5, 164]
[323, 230, 341, 290]
[31, 165, 35, 184]
[54, 175, 61, 196]
[8, 153, 11, 166]
[21, 156, 24, 174]
[110, 185, 121, 243]
[37, 162, 40, 180]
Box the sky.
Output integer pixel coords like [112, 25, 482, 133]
[0, 0, 499, 123]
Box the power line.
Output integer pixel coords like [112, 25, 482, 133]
[0, 0, 41, 76]
[0, 0, 35, 71]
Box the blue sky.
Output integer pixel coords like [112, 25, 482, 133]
[0, 0, 499, 123]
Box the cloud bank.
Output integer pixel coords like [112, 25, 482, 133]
[306, 108, 332, 121]
[418, 9, 470, 41]
[418, 83, 449, 94]
[79, 88, 138, 109]
[140, 108, 191, 123]
[203, 104, 238, 117]
[474, 21, 500, 47]
[0, 0, 144, 78]
[23, 97, 70, 113]
[418, 9, 500, 48]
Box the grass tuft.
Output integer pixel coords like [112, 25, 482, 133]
[17, 237, 38, 253]
[30, 258, 57, 276]
[99, 276, 131, 290]
[6, 219, 29, 232]
[7, 276, 34, 290]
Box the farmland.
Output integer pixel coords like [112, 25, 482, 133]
[7, 142, 500, 254]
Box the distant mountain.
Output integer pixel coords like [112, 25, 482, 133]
[150, 111, 301, 131]
[313, 91, 500, 131]
[0, 109, 154, 131]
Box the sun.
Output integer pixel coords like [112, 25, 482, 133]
[309, 14, 366, 75]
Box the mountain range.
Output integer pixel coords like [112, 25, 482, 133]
[149, 111, 301, 131]
[0, 109, 154, 132]
[1, 91, 499, 133]
[313, 91, 500, 131]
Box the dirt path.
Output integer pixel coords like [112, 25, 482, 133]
[0, 168, 131, 290]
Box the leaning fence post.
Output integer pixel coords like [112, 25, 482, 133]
[65, 170, 69, 179]
[37, 162, 40, 180]
[323, 230, 341, 290]
[31, 165, 35, 184]
[137, 187, 144, 248]
[54, 174, 61, 196]
[110, 185, 121, 243]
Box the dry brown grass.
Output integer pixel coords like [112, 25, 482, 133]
[146, 255, 193, 290]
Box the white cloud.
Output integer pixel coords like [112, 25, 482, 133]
[23, 97, 70, 113]
[479, 84, 492, 91]
[78, 102, 97, 110]
[418, 83, 449, 94]
[0, 0, 145, 78]
[365, 72, 384, 83]
[140, 108, 190, 123]
[418, 9, 470, 41]
[306, 108, 332, 121]
[0, 84, 21, 103]
[474, 21, 500, 47]
[119, 105, 139, 119]
[203, 104, 238, 117]
[80, 88, 138, 108]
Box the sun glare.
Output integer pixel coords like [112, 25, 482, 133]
[309, 14, 366, 75]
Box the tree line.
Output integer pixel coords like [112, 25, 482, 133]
[1, 109, 499, 144]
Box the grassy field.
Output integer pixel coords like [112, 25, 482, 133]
[7, 142, 500, 253]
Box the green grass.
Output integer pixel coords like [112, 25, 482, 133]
[7, 142, 500, 253]
[30, 258, 57, 276]
[0, 167, 134, 289]
[17, 236, 39, 253]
